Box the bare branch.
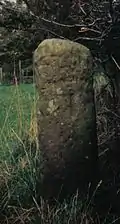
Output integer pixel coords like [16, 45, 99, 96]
[111, 54, 120, 71]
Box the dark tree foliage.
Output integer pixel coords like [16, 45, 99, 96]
[0, 0, 120, 64]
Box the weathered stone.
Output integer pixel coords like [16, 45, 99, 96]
[34, 39, 98, 201]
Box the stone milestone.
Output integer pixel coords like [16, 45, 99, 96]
[34, 38, 98, 201]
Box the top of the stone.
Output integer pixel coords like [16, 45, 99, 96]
[34, 38, 90, 59]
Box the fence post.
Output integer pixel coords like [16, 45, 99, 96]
[0, 67, 3, 84]
[19, 60, 22, 83]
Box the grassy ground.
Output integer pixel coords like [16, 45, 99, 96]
[0, 84, 119, 223]
[0, 84, 40, 223]
[0, 84, 37, 160]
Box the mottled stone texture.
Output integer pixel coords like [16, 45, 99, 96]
[34, 39, 98, 201]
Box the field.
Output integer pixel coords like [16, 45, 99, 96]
[0, 84, 96, 223]
[0, 84, 118, 223]
[0, 84, 41, 223]
[0, 84, 37, 161]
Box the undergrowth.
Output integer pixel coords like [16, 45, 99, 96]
[0, 83, 120, 223]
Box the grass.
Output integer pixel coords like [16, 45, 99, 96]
[0, 84, 38, 160]
[0, 83, 41, 222]
[0, 83, 119, 223]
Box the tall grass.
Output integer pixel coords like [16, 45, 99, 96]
[0, 83, 119, 223]
[0, 84, 37, 159]
[0, 83, 41, 222]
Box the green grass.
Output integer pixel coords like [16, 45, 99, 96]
[0, 84, 119, 223]
[0, 83, 41, 222]
[0, 84, 37, 160]
[0, 83, 98, 223]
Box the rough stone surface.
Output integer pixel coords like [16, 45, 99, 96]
[34, 38, 98, 201]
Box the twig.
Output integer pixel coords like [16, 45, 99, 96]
[74, 36, 104, 42]
[98, 132, 115, 146]
[79, 28, 101, 35]
[98, 148, 109, 157]
[104, 107, 120, 120]
[80, 6, 87, 16]
[111, 54, 120, 71]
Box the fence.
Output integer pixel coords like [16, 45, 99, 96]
[0, 60, 34, 85]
